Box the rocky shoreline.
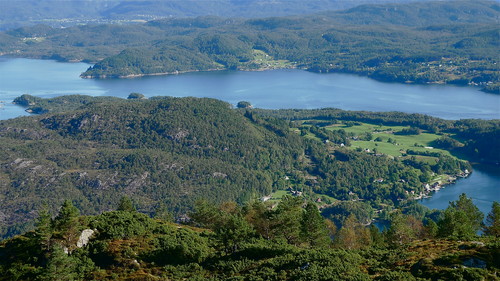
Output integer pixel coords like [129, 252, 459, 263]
[411, 169, 471, 200]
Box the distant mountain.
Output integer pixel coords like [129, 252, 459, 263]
[0, 0, 439, 30]
[328, 0, 500, 26]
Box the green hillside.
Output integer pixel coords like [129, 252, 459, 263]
[0, 0, 443, 31]
[0, 97, 306, 237]
[0, 1, 498, 92]
[2, 95, 497, 239]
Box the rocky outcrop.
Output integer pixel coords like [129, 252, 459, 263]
[77, 229, 95, 248]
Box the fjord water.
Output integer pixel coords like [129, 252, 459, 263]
[1, 58, 499, 120]
[420, 165, 500, 215]
[0, 58, 499, 213]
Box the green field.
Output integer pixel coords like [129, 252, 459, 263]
[241, 49, 296, 70]
[266, 189, 337, 205]
[326, 123, 454, 159]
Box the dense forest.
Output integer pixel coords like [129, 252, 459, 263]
[0, 0, 435, 31]
[1, 2, 498, 280]
[0, 1, 498, 93]
[0, 194, 498, 280]
[1, 95, 497, 240]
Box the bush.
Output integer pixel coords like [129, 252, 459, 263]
[91, 211, 159, 239]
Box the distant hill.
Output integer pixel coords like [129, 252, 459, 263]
[329, 0, 500, 26]
[1, 1, 497, 90]
[0, 0, 440, 30]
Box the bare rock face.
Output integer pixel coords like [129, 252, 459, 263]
[77, 229, 95, 248]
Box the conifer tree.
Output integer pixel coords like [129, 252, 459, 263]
[438, 193, 483, 240]
[271, 195, 303, 245]
[39, 245, 77, 281]
[35, 204, 52, 253]
[53, 200, 80, 232]
[386, 212, 418, 247]
[244, 201, 273, 240]
[216, 214, 255, 253]
[425, 219, 438, 238]
[369, 224, 385, 248]
[154, 203, 174, 222]
[483, 201, 500, 237]
[117, 196, 136, 212]
[301, 202, 330, 247]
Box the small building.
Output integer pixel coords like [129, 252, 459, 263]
[260, 195, 272, 202]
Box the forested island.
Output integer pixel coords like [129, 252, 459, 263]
[0, 1, 498, 93]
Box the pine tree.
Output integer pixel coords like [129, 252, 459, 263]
[483, 201, 500, 237]
[425, 219, 438, 238]
[438, 193, 483, 240]
[38, 245, 77, 281]
[369, 224, 385, 248]
[244, 201, 273, 240]
[301, 202, 330, 247]
[190, 200, 222, 229]
[386, 212, 419, 247]
[117, 196, 136, 212]
[154, 203, 174, 222]
[35, 204, 52, 253]
[216, 214, 255, 253]
[271, 195, 303, 245]
[53, 200, 80, 232]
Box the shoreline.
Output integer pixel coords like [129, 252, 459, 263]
[80, 68, 224, 79]
[1, 54, 493, 93]
[79, 64, 494, 94]
[80, 65, 299, 79]
[411, 169, 471, 201]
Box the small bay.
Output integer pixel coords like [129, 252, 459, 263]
[420, 165, 500, 215]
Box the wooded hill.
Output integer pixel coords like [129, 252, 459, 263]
[0, 1, 498, 92]
[0, 0, 442, 31]
[1, 95, 497, 239]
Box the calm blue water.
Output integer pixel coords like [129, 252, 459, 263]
[1, 58, 499, 120]
[0, 57, 499, 213]
[420, 165, 500, 215]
